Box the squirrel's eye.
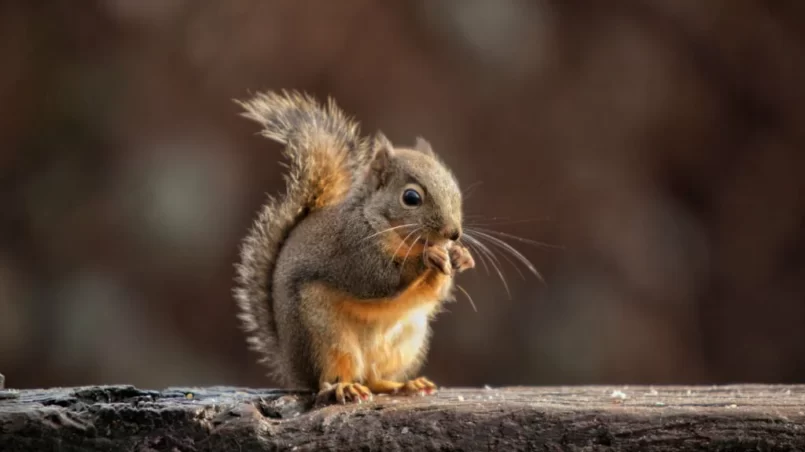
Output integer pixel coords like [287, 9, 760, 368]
[401, 188, 423, 208]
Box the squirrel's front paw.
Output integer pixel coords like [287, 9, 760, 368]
[449, 245, 475, 273]
[424, 245, 452, 275]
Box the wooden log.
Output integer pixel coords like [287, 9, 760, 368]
[1, 384, 804, 451]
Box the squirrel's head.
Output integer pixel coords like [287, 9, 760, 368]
[363, 133, 463, 247]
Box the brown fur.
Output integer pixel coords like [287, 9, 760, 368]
[301, 272, 446, 387]
[383, 230, 428, 260]
[233, 90, 472, 403]
[233, 91, 370, 382]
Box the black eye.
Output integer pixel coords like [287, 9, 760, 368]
[401, 188, 422, 207]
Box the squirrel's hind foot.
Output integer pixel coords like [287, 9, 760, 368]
[316, 382, 373, 405]
[367, 377, 437, 396]
[402, 376, 437, 396]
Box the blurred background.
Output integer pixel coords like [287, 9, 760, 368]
[1, 0, 805, 390]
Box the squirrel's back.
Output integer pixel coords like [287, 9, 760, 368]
[232, 91, 370, 382]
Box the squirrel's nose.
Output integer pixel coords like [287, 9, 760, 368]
[442, 227, 461, 241]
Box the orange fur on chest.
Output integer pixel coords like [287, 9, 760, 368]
[335, 269, 447, 323]
[305, 269, 450, 385]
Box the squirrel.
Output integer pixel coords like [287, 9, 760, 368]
[233, 90, 475, 404]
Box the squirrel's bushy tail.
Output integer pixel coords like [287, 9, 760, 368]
[232, 90, 370, 380]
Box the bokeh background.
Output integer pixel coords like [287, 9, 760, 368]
[2, 1, 805, 390]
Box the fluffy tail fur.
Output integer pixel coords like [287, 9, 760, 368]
[232, 90, 370, 379]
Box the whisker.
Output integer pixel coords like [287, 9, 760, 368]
[422, 236, 430, 269]
[464, 214, 512, 221]
[463, 233, 511, 299]
[400, 234, 423, 270]
[389, 227, 422, 267]
[456, 284, 477, 313]
[361, 223, 418, 242]
[467, 229, 544, 283]
[461, 240, 490, 275]
[484, 238, 525, 280]
[462, 181, 484, 199]
[469, 230, 537, 271]
[464, 217, 553, 228]
[464, 234, 503, 275]
[467, 226, 563, 250]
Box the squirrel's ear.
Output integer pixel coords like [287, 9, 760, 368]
[369, 132, 394, 187]
[414, 136, 435, 157]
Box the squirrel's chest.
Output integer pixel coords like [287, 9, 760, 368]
[335, 268, 452, 323]
[357, 305, 434, 378]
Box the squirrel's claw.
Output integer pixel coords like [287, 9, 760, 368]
[400, 376, 437, 396]
[316, 382, 373, 405]
[424, 245, 452, 275]
[449, 245, 475, 273]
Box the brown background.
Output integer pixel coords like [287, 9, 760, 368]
[1, 1, 804, 390]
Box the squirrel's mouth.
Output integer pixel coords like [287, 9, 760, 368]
[385, 221, 453, 249]
[390, 229, 445, 247]
[385, 228, 455, 261]
[417, 233, 452, 249]
[393, 232, 430, 246]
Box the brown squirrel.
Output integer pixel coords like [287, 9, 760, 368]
[233, 91, 475, 404]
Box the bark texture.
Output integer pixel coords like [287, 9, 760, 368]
[1, 385, 804, 451]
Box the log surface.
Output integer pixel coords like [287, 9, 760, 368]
[1, 384, 804, 451]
